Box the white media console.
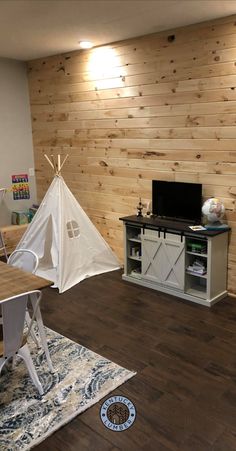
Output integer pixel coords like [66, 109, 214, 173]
[120, 216, 229, 307]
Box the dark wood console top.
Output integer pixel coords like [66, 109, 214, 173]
[120, 215, 230, 237]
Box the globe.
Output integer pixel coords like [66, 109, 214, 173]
[202, 197, 225, 225]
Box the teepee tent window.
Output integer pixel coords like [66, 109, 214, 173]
[13, 154, 120, 293]
[66, 220, 80, 239]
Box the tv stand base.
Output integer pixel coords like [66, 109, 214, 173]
[122, 274, 227, 307]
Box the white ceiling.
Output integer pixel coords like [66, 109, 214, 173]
[0, 0, 236, 61]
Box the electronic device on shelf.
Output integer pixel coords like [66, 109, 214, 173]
[152, 180, 202, 224]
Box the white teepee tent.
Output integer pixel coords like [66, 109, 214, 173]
[14, 154, 120, 293]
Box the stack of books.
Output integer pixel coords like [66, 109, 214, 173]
[187, 241, 207, 254]
[130, 268, 141, 277]
[187, 259, 206, 275]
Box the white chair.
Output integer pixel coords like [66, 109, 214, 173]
[6, 249, 54, 373]
[0, 189, 8, 261]
[7, 248, 39, 273]
[0, 249, 39, 339]
[0, 231, 7, 261]
[0, 290, 44, 395]
[6, 249, 39, 347]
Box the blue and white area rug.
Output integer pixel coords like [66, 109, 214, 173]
[0, 328, 136, 450]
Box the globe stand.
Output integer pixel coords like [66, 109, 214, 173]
[205, 221, 229, 231]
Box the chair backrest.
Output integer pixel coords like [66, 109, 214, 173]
[7, 249, 39, 274]
[0, 231, 7, 260]
[0, 290, 42, 357]
[0, 189, 7, 261]
[0, 188, 6, 205]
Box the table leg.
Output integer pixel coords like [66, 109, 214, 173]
[29, 292, 54, 373]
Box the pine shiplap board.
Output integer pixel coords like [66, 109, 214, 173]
[29, 75, 236, 101]
[30, 51, 236, 92]
[28, 74, 236, 104]
[36, 65, 236, 96]
[29, 83, 236, 105]
[32, 133, 236, 151]
[30, 99, 236, 117]
[32, 112, 236, 131]
[35, 164, 176, 182]
[31, 125, 236, 141]
[31, 69, 236, 103]
[35, 172, 236, 201]
[33, 146, 236, 162]
[29, 53, 236, 95]
[66, 176, 150, 193]
[31, 111, 236, 126]
[35, 154, 236, 175]
[36, 163, 236, 187]
[30, 125, 236, 140]
[67, 43, 236, 67]
[28, 14, 236, 295]
[35, 170, 151, 189]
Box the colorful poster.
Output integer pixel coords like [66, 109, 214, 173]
[12, 174, 30, 200]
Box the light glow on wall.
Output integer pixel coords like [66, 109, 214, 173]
[88, 47, 124, 90]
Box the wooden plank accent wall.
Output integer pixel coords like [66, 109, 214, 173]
[0, 224, 28, 256]
[27, 15, 236, 295]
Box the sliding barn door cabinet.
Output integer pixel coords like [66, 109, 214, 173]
[121, 216, 229, 307]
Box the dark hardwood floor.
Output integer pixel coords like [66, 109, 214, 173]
[36, 270, 236, 451]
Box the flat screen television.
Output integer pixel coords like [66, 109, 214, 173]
[152, 180, 202, 224]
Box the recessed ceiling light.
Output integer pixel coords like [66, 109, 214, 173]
[79, 41, 94, 49]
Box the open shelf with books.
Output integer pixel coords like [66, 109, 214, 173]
[125, 224, 142, 280]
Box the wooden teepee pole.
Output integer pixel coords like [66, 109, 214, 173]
[60, 154, 69, 171]
[51, 154, 57, 172]
[44, 154, 55, 171]
[44, 153, 69, 176]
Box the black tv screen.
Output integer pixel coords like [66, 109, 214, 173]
[152, 180, 202, 224]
